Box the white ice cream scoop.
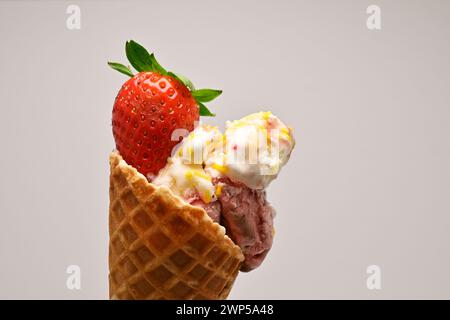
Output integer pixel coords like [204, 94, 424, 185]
[206, 112, 295, 189]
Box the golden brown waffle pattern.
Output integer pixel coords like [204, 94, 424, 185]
[109, 152, 244, 300]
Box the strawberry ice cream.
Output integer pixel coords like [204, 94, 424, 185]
[215, 177, 275, 271]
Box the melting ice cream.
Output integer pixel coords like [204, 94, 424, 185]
[152, 112, 295, 271]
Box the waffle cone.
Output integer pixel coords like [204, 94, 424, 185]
[108, 151, 244, 300]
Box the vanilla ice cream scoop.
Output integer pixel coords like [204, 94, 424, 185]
[206, 112, 295, 189]
[153, 125, 223, 204]
[175, 125, 223, 165]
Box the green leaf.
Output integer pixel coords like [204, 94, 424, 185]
[149, 53, 167, 75]
[125, 40, 154, 72]
[198, 102, 215, 117]
[107, 62, 134, 77]
[192, 89, 222, 103]
[168, 71, 195, 91]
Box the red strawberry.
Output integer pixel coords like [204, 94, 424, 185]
[109, 40, 222, 178]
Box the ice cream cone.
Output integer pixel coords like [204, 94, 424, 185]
[108, 151, 244, 300]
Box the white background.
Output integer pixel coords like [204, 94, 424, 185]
[0, 0, 449, 299]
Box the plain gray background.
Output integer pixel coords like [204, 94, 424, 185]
[0, 0, 449, 299]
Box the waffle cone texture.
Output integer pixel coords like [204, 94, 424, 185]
[109, 151, 244, 300]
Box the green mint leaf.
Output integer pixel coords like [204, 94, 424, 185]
[149, 53, 167, 75]
[198, 102, 215, 117]
[108, 62, 134, 77]
[125, 40, 154, 72]
[168, 71, 195, 91]
[192, 89, 222, 103]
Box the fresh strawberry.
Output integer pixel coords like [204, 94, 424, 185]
[109, 40, 222, 178]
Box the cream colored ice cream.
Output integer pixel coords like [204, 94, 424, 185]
[206, 111, 295, 189]
[152, 125, 222, 204]
[152, 111, 295, 271]
[153, 112, 295, 198]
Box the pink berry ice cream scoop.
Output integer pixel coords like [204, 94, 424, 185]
[215, 177, 276, 271]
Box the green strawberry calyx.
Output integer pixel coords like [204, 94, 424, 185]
[108, 40, 221, 117]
